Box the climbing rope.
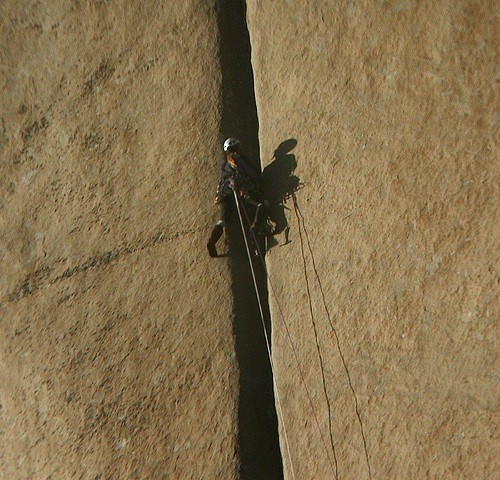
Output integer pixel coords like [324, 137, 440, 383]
[292, 195, 372, 480]
[233, 190, 297, 480]
[239, 197, 339, 480]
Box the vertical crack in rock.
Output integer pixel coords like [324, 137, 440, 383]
[216, 1, 284, 478]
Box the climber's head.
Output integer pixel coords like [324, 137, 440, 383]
[223, 137, 240, 153]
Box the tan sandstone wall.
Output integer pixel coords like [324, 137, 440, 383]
[0, 1, 240, 479]
[248, 1, 498, 479]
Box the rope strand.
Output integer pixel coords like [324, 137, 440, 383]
[292, 195, 372, 480]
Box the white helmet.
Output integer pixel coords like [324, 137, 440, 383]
[223, 137, 240, 152]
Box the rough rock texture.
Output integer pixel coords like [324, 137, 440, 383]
[1, 0, 498, 479]
[0, 1, 240, 479]
[247, 1, 498, 479]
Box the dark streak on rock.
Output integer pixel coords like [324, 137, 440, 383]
[84, 61, 115, 95]
[4, 227, 202, 304]
[21, 116, 49, 142]
[7, 265, 54, 302]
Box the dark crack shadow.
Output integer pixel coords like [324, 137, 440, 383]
[216, 0, 283, 478]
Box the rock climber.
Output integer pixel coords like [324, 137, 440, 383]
[207, 138, 269, 257]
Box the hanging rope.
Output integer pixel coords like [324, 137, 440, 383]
[237, 193, 338, 480]
[233, 190, 297, 480]
[292, 195, 373, 480]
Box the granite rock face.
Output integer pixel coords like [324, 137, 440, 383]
[1, 1, 498, 479]
[1, 2, 239, 479]
[247, 1, 498, 479]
